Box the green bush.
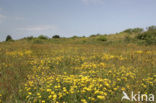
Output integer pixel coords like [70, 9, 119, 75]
[146, 37, 156, 45]
[52, 35, 60, 38]
[71, 36, 79, 39]
[123, 28, 144, 34]
[24, 36, 34, 40]
[136, 29, 156, 45]
[38, 35, 48, 39]
[6, 35, 13, 41]
[90, 34, 97, 37]
[147, 25, 156, 31]
[96, 35, 107, 41]
[90, 33, 101, 37]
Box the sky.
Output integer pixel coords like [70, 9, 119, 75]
[0, 0, 156, 41]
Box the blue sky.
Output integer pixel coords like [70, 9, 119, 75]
[0, 0, 156, 41]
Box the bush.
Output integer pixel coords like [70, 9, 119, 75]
[6, 35, 13, 41]
[90, 33, 101, 37]
[147, 25, 156, 31]
[123, 29, 133, 34]
[52, 35, 60, 38]
[136, 29, 156, 45]
[38, 35, 48, 39]
[97, 35, 107, 41]
[71, 36, 79, 39]
[146, 37, 156, 45]
[24, 36, 34, 40]
[123, 28, 144, 34]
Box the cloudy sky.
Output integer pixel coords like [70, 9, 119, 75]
[0, 0, 156, 41]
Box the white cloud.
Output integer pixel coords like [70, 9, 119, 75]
[81, 0, 104, 4]
[18, 25, 57, 32]
[0, 14, 6, 23]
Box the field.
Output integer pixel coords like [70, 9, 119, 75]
[0, 37, 156, 103]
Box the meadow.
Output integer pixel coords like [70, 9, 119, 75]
[0, 32, 156, 103]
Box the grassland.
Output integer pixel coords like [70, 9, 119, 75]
[0, 33, 156, 103]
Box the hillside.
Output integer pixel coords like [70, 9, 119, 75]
[0, 27, 156, 103]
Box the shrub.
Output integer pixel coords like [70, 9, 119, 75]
[71, 36, 79, 39]
[136, 29, 156, 45]
[97, 35, 107, 41]
[147, 25, 156, 31]
[6, 35, 13, 41]
[123, 29, 133, 34]
[38, 35, 48, 39]
[25, 36, 34, 40]
[52, 35, 60, 38]
[146, 37, 156, 45]
[90, 33, 101, 37]
[133, 28, 144, 33]
[123, 28, 144, 34]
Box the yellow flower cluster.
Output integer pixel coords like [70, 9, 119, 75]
[141, 74, 156, 93]
[22, 52, 139, 103]
[5, 50, 32, 57]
